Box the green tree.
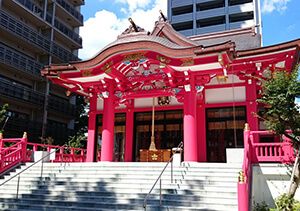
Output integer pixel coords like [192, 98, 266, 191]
[0, 104, 9, 133]
[67, 96, 88, 148]
[74, 96, 88, 134]
[257, 66, 300, 198]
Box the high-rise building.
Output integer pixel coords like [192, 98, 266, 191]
[0, 0, 84, 144]
[168, 0, 262, 37]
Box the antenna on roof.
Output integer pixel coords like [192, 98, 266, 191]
[128, 18, 138, 32]
[159, 10, 167, 22]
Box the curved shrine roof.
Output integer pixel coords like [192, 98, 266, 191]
[41, 17, 300, 99]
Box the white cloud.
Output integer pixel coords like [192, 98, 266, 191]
[287, 24, 296, 33]
[79, 10, 127, 59]
[116, 0, 152, 13]
[262, 0, 291, 14]
[79, 0, 167, 60]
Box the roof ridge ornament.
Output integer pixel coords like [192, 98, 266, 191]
[128, 18, 138, 32]
[118, 17, 148, 38]
[159, 10, 167, 22]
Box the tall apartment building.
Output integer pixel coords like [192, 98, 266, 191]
[168, 0, 262, 37]
[0, 0, 84, 144]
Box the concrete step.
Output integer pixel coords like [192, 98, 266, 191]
[0, 192, 237, 204]
[3, 181, 236, 191]
[2, 175, 238, 185]
[0, 184, 237, 196]
[0, 201, 237, 211]
[0, 180, 237, 192]
[10, 169, 240, 178]
[5, 171, 238, 179]
[1, 190, 237, 201]
[22, 162, 241, 167]
[0, 196, 238, 210]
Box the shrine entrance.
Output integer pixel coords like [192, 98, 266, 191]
[134, 110, 183, 162]
[206, 106, 246, 162]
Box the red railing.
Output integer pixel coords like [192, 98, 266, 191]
[238, 126, 296, 211]
[0, 135, 27, 174]
[25, 143, 86, 162]
[0, 134, 93, 174]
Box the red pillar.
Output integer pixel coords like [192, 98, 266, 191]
[86, 95, 97, 162]
[124, 101, 134, 162]
[246, 79, 259, 141]
[101, 86, 115, 162]
[184, 90, 198, 161]
[197, 93, 206, 162]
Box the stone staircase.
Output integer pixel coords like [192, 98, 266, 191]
[0, 162, 241, 210]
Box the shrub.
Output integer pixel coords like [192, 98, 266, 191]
[253, 201, 269, 211]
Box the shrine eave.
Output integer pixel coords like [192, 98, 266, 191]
[41, 15, 300, 99]
[236, 38, 300, 57]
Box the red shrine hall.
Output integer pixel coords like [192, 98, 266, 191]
[42, 17, 300, 163]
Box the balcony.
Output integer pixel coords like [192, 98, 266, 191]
[0, 10, 50, 51]
[0, 78, 45, 105]
[56, 0, 83, 26]
[48, 95, 76, 117]
[196, 23, 226, 34]
[171, 12, 193, 24]
[46, 124, 75, 144]
[5, 117, 42, 141]
[0, 10, 78, 62]
[52, 43, 78, 62]
[54, 18, 82, 46]
[15, 0, 43, 19]
[4, 116, 74, 142]
[171, 0, 193, 8]
[177, 29, 194, 36]
[46, 12, 82, 47]
[0, 42, 43, 77]
[16, 0, 82, 46]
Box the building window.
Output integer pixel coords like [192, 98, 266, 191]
[229, 0, 253, 6]
[229, 11, 254, 23]
[9, 110, 29, 120]
[172, 5, 193, 16]
[197, 16, 226, 28]
[172, 21, 193, 31]
[196, 0, 225, 11]
[0, 75, 32, 89]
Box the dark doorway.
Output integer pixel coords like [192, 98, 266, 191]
[206, 106, 246, 162]
[134, 110, 183, 161]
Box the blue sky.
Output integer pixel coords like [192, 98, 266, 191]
[79, 0, 299, 59]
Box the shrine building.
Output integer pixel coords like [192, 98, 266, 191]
[42, 17, 300, 163]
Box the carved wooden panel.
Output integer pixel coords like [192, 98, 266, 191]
[139, 149, 171, 162]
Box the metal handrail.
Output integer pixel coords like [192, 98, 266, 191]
[143, 141, 183, 210]
[0, 145, 66, 199]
